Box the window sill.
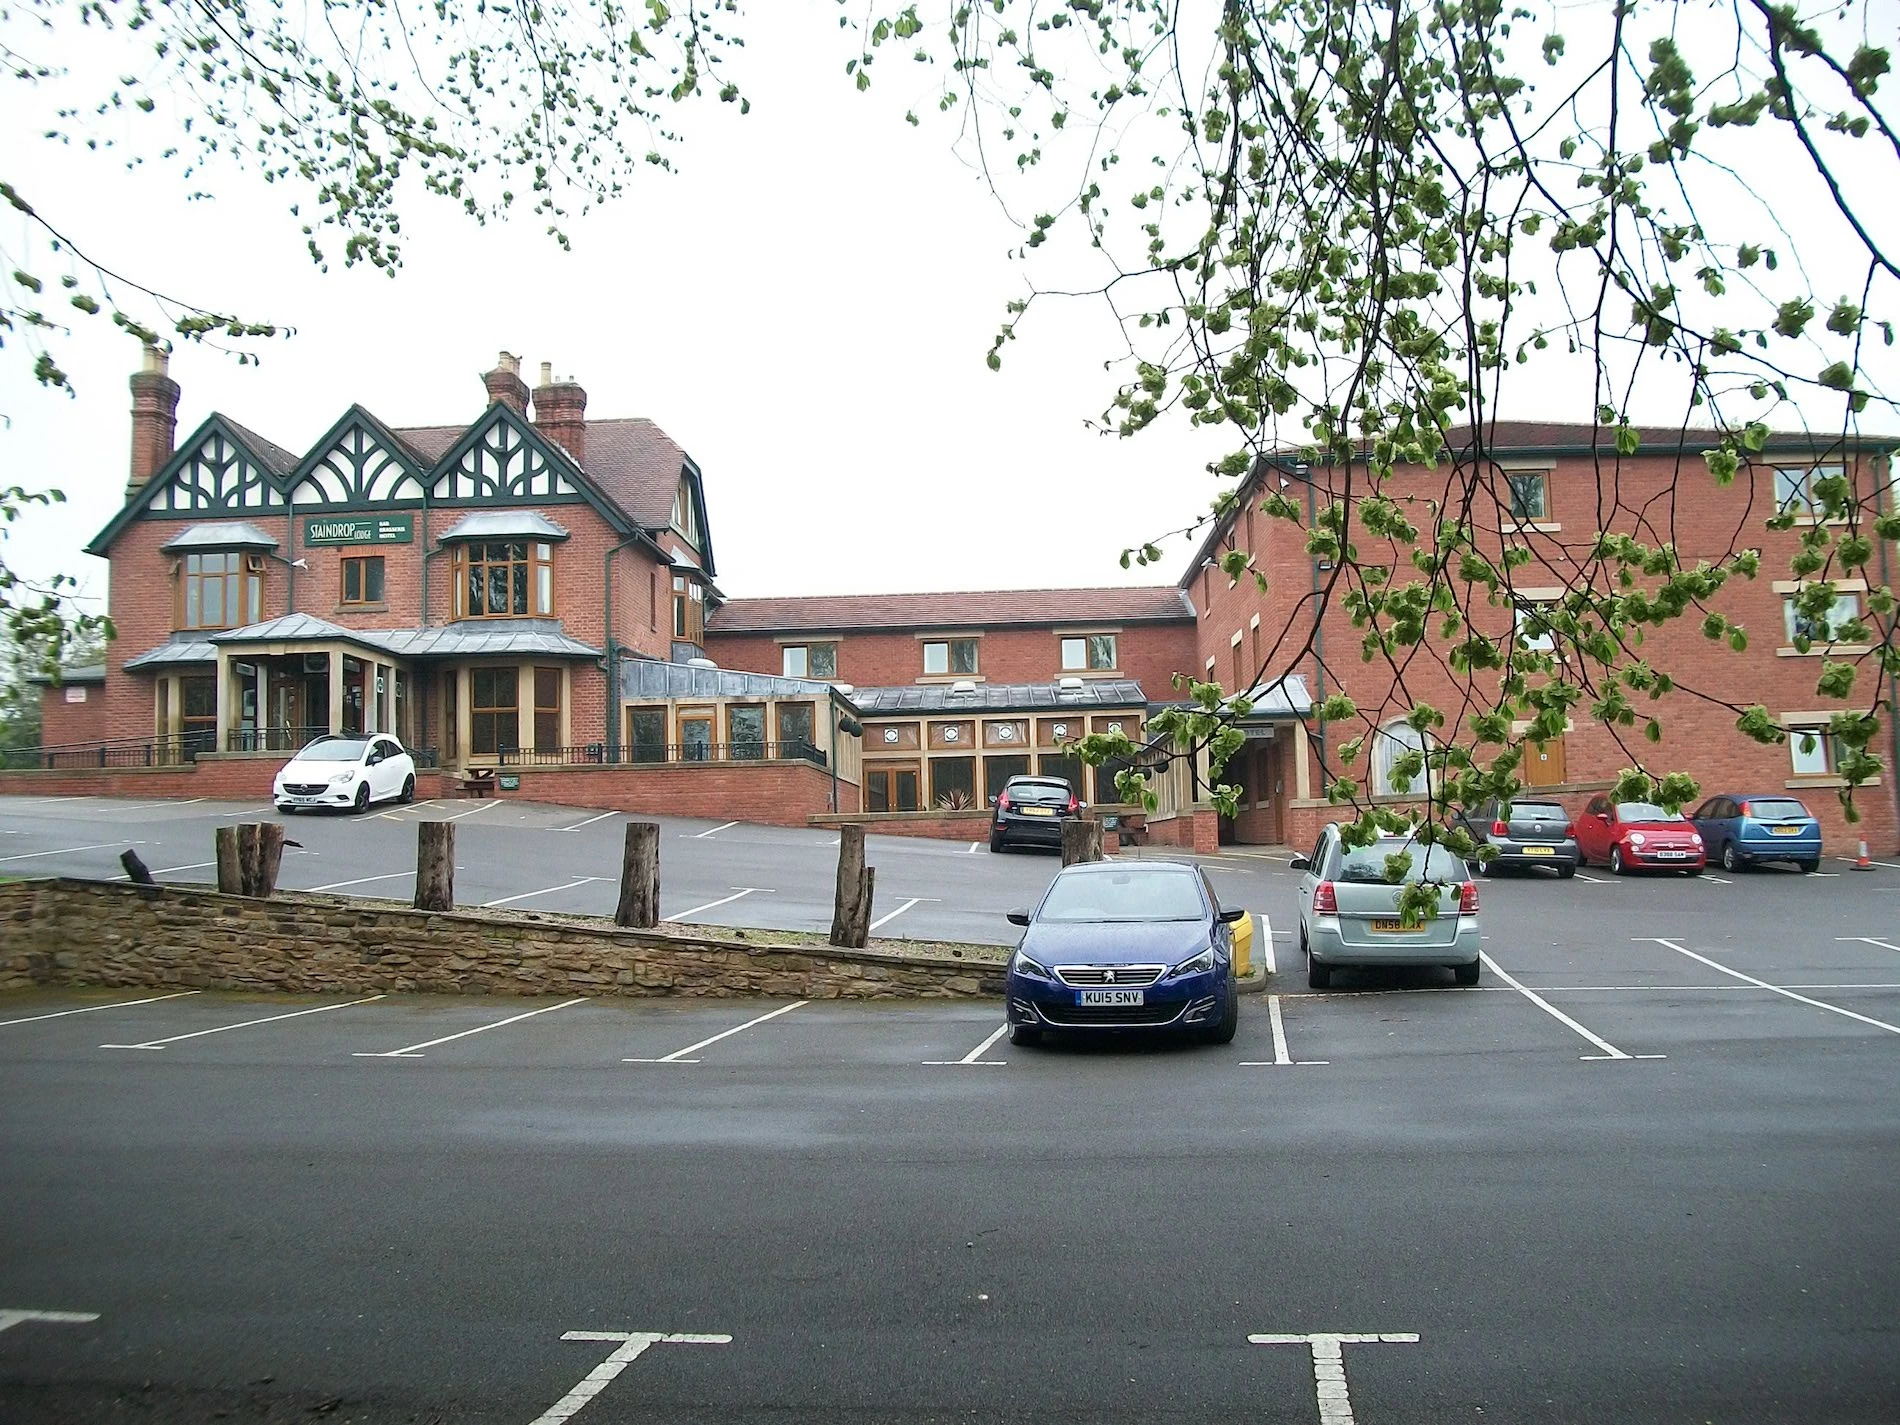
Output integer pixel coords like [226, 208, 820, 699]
[336, 603, 389, 615]
[1507, 520, 1563, 535]
[1776, 645, 1874, 658]
[1786, 775, 1882, 789]
[1055, 668, 1123, 679]
[1785, 515, 1852, 527]
[916, 674, 986, 685]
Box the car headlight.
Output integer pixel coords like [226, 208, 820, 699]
[1690, 833, 1703, 846]
[1627, 832, 1645, 846]
[329, 770, 356, 785]
[1010, 952, 1053, 981]
[1168, 947, 1216, 979]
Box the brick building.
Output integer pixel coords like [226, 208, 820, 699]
[23, 355, 1900, 854]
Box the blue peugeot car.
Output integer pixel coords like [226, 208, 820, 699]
[1004, 861, 1242, 1046]
[1688, 794, 1824, 873]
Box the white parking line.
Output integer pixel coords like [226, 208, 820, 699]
[0, 840, 145, 864]
[532, 1331, 730, 1425]
[354, 997, 587, 1057]
[101, 996, 385, 1050]
[624, 1000, 807, 1063]
[1644, 938, 1900, 1036]
[117, 860, 216, 881]
[1702, 873, 1732, 884]
[1838, 936, 1900, 956]
[1251, 1333, 1419, 1425]
[1478, 951, 1656, 1061]
[1240, 994, 1329, 1066]
[869, 897, 924, 932]
[111, 797, 207, 813]
[216, 806, 276, 818]
[0, 1309, 100, 1334]
[668, 887, 771, 922]
[306, 871, 413, 893]
[483, 877, 604, 909]
[924, 1021, 1010, 1066]
[557, 811, 618, 832]
[0, 990, 199, 1028]
[1573, 872, 1609, 883]
[693, 820, 741, 839]
[436, 800, 502, 823]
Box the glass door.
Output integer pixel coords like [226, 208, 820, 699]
[679, 708, 714, 761]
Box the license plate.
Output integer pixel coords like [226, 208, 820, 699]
[1770, 825, 1801, 836]
[291, 796, 321, 804]
[1020, 806, 1056, 817]
[1370, 918, 1406, 933]
[1079, 989, 1144, 1006]
[1522, 845, 1554, 856]
[1656, 850, 1688, 859]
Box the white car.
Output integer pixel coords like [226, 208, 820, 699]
[274, 734, 417, 813]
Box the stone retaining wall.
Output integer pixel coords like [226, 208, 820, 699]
[0, 879, 992, 1000]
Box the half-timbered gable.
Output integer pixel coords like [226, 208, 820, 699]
[288, 407, 429, 509]
[96, 415, 296, 544]
[425, 402, 587, 507]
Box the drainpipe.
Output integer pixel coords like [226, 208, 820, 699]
[284, 506, 297, 613]
[602, 532, 649, 762]
[418, 486, 431, 626]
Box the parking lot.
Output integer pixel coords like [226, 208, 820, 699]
[4, 794, 1900, 1421]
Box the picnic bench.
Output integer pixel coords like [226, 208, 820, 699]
[457, 768, 497, 798]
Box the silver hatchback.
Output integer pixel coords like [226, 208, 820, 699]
[1291, 827, 1482, 988]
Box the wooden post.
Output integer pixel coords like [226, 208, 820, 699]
[415, 821, 455, 912]
[236, 823, 261, 897]
[1062, 817, 1104, 866]
[615, 822, 661, 928]
[120, 849, 155, 885]
[830, 823, 866, 947]
[250, 822, 286, 897]
[851, 864, 875, 949]
[215, 826, 243, 894]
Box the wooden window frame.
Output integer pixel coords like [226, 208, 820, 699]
[469, 666, 520, 758]
[452, 541, 554, 620]
[1505, 469, 1550, 522]
[673, 575, 706, 643]
[341, 555, 386, 608]
[532, 667, 562, 752]
[177, 550, 264, 632]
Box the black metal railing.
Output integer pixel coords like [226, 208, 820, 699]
[224, 726, 332, 754]
[0, 731, 213, 770]
[497, 740, 827, 769]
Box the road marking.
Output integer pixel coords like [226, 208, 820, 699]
[0, 990, 199, 1028]
[370, 799, 440, 821]
[117, 859, 217, 881]
[668, 887, 770, 922]
[1257, 912, 1276, 975]
[1839, 936, 1900, 956]
[1478, 951, 1646, 1061]
[1703, 873, 1732, 884]
[624, 1000, 807, 1063]
[924, 1021, 1010, 1066]
[1240, 994, 1330, 1066]
[694, 820, 740, 839]
[870, 897, 924, 932]
[1250, 1333, 1419, 1425]
[557, 811, 619, 832]
[0, 840, 145, 864]
[306, 871, 413, 892]
[0, 1309, 99, 1335]
[354, 998, 587, 1057]
[1643, 939, 1900, 1036]
[483, 877, 604, 909]
[101, 996, 385, 1050]
[437, 800, 503, 823]
[968, 841, 982, 853]
[216, 806, 275, 818]
[531, 1331, 730, 1425]
[112, 797, 207, 812]
[1574, 872, 1609, 883]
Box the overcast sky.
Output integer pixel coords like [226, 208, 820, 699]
[1, 2, 1891, 616]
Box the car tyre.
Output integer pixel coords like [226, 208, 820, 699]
[1454, 959, 1481, 986]
[1008, 1023, 1042, 1047]
[1307, 955, 1332, 990]
[989, 833, 1004, 853]
[1797, 858, 1820, 874]
[1684, 866, 1701, 877]
[1203, 980, 1239, 1044]
[400, 774, 416, 804]
[1609, 845, 1627, 875]
[352, 783, 371, 814]
[1557, 862, 1576, 879]
[1721, 841, 1739, 872]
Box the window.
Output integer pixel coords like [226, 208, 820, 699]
[649, 570, 658, 631]
[1232, 638, 1245, 691]
[984, 754, 1031, 801]
[729, 704, 766, 760]
[627, 707, 668, 763]
[1060, 635, 1117, 671]
[1789, 727, 1842, 777]
[179, 551, 262, 631]
[1774, 464, 1844, 516]
[782, 643, 838, 679]
[671, 480, 702, 547]
[1372, 720, 1431, 798]
[673, 576, 705, 643]
[930, 755, 976, 808]
[1038, 753, 1087, 799]
[923, 639, 978, 676]
[866, 765, 921, 812]
[1783, 591, 1862, 645]
[341, 556, 385, 607]
[533, 668, 561, 751]
[470, 667, 518, 756]
[777, 702, 816, 752]
[1514, 602, 1556, 652]
[180, 676, 217, 751]
[454, 542, 553, 619]
[1506, 470, 1549, 521]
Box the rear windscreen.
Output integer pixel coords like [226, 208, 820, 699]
[1008, 780, 1071, 804]
[1337, 841, 1470, 883]
[1743, 798, 1809, 819]
[1508, 803, 1567, 821]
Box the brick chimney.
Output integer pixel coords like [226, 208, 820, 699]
[532, 361, 587, 467]
[483, 350, 530, 414]
[127, 345, 181, 502]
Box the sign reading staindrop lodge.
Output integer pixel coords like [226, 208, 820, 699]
[302, 514, 415, 546]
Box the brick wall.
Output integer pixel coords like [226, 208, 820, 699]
[0, 879, 991, 1000]
[37, 685, 108, 746]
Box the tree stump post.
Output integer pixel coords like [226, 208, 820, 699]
[1061, 817, 1104, 866]
[615, 822, 661, 928]
[250, 822, 286, 897]
[830, 823, 867, 947]
[236, 823, 262, 897]
[414, 821, 456, 912]
[851, 864, 875, 949]
[215, 826, 243, 894]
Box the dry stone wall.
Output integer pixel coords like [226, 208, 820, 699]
[0, 879, 992, 1000]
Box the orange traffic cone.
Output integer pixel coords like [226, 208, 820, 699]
[1853, 839, 1874, 871]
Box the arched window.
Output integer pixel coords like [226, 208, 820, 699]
[1372, 720, 1430, 798]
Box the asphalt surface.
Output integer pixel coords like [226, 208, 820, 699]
[4, 798, 1900, 1421]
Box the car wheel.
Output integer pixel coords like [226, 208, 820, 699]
[1721, 841, 1739, 872]
[989, 833, 1004, 853]
[1609, 845, 1627, 876]
[400, 774, 416, 805]
[1307, 956, 1332, 990]
[353, 783, 371, 814]
[1557, 862, 1576, 879]
[1008, 1023, 1042, 1047]
[1684, 866, 1701, 877]
[1798, 858, 1820, 874]
[1203, 979, 1239, 1044]
[1454, 959, 1480, 986]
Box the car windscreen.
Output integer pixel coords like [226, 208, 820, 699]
[1336, 840, 1469, 883]
[1742, 798, 1809, 819]
[301, 738, 368, 761]
[1615, 802, 1682, 822]
[1037, 871, 1205, 922]
[1506, 802, 1567, 821]
[1007, 780, 1071, 805]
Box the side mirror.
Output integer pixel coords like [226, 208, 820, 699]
[1217, 906, 1246, 924]
[1595, 812, 1611, 823]
[1005, 908, 1031, 927]
[988, 795, 999, 807]
[1079, 800, 1089, 809]
[1289, 855, 1311, 871]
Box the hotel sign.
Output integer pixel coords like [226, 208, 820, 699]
[303, 514, 414, 546]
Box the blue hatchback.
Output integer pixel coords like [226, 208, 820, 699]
[1004, 861, 1242, 1046]
[1688, 794, 1823, 873]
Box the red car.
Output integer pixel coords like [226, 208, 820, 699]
[1576, 794, 1706, 875]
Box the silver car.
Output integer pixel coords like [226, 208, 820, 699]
[1291, 827, 1482, 988]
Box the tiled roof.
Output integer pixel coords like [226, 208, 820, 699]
[849, 679, 1149, 715]
[1151, 675, 1311, 718]
[219, 417, 302, 478]
[707, 587, 1195, 635]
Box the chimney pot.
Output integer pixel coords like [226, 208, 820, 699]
[482, 351, 530, 415]
[540, 361, 553, 386]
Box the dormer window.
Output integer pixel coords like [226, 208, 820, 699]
[673, 574, 705, 642]
[671, 479, 702, 548]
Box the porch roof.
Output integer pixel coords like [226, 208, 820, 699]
[850, 679, 1148, 715]
[202, 613, 602, 661]
[1149, 674, 1313, 719]
[619, 656, 860, 711]
[122, 636, 218, 671]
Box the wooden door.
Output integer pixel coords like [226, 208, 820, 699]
[1524, 736, 1567, 787]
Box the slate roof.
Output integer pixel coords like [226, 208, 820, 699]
[849, 679, 1149, 715]
[436, 510, 572, 543]
[165, 614, 604, 660]
[159, 521, 280, 551]
[122, 636, 218, 670]
[707, 587, 1195, 635]
[619, 657, 858, 709]
[24, 662, 107, 686]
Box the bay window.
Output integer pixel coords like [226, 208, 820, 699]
[179, 550, 263, 631]
[453, 541, 554, 619]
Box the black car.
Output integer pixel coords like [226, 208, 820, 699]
[1450, 797, 1580, 876]
[989, 775, 1081, 852]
